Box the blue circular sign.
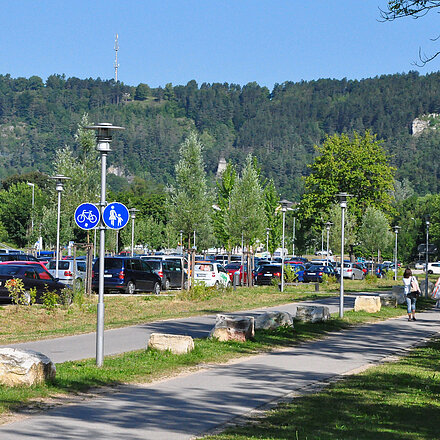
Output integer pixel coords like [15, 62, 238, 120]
[103, 202, 130, 230]
[74, 203, 100, 230]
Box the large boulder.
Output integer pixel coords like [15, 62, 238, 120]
[255, 311, 294, 331]
[419, 279, 434, 297]
[354, 296, 381, 313]
[379, 293, 397, 308]
[0, 348, 56, 387]
[210, 314, 255, 342]
[391, 286, 406, 304]
[295, 305, 330, 323]
[148, 333, 194, 355]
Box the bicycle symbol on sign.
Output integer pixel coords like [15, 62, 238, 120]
[77, 210, 98, 224]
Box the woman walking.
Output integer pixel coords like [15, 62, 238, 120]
[403, 268, 419, 321]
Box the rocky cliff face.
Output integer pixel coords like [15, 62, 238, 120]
[412, 113, 440, 136]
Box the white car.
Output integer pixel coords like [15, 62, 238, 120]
[427, 262, 440, 274]
[194, 262, 230, 287]
[47, 260, 87, 287]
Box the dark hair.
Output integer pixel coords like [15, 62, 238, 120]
[403, 267, 412, 278]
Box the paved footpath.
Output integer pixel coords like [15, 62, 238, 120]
[1, 297, 440, 439]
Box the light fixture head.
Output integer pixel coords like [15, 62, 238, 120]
[49, 174, 71, 192]
[336, 192, 352, 208]
[85, 122, 125, 152]
[278, 199, 293, 212]
[393, 225, 401, 234]
[129, 208, 140, 219]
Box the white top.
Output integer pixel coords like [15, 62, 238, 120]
[403, 276, 418, 296]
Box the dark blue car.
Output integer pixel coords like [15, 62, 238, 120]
[303, 265, 338, 283]
[286, 263, 305, 282]
[92, 257, 161, 294]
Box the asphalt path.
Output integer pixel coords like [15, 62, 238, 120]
[4, 295, 357, 363]
[3, 292, 440, 439]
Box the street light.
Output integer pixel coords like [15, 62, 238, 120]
[48, 175, 70, 280]
[179, 230, 183, 253]
[336, 192, 352, 318]
[129, 208, 140, 256]
[325, 221, 333, 267]
[279, 199, 293, 292]
[85, 122, 124, 367]
[27, 182, 35, 235]
[266, 227, 271, 256]
[425, 215, 430, 298]
[393, 226, 401, 281]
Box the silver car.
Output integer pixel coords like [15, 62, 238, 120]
[47, 260, 87, 287]
[342, 262, 365, 280]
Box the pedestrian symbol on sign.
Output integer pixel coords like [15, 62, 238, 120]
[102, 202, 129, 230]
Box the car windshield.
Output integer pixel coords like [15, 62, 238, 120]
[308, 265, 325, 271]
[147, 260, 161, 270]
[0, 265, 21, 275]
[48, 261, 70, 270]
[225, 263, 241, 270]
[195, 264, 214, 272]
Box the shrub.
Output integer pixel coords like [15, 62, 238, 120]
[284, 265, 298, 283]
[321, 274, 337, 284]
[42, 287, 59, 311]
[6, 278, 28, 305]
[177, 281, 223, 301]
[58, 288, 73, 308]
[365, 273, 378, 284]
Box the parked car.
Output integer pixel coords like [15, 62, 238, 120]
[353, 262, 368, 275]
[145, 259, 187, 290]
[0, 263, 69, 302]
[427, 262, 440, 275]
[303, 264, 338, 283]
[414, 260, 425, 270]
[224, 262, 248, 284]
[47, 260, 87, 287]
[0, 253, 39, 262]
[194, 262, 230, 287]
[254, 264, 282, 285]
[336, 262, 365, 280]
[92, 257, 161, 294]
[285, 263, 305, 282]
[375, 263, 389, 278]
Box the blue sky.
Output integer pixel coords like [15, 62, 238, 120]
[2, 1, 440, 89]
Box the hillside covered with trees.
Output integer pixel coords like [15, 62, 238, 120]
[0, 71, 439, 198]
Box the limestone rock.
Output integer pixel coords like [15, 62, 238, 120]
[419, 280, 434, 297]
[210, 314, 255, 342]
[295, 305, 330, 323]
[148, 333, 194, 355]
[379, 293, 397, 308]
[354, 296, 381, 313]
[255, 311, 294, 331]
[0, 348, 56, 387]
[391, 286, 406, 304]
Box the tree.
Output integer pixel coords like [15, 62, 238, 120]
[300, 131, 395, 228]
[213, 162, 237, 251]
[134, 83, 150, 101]
[357, 207, 393, 262]
[380, 1, 440, 65]
[169, 131, 212, 249]
[263, 179, 282, 255]
[327, 204, 358, 258]
[225, 154, 266, 250]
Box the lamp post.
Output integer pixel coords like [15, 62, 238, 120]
[393, 226, 401, 281]
[336, 192, 351, 318]
[425, 215, 430, 298]
[129, 208, 139, 257]
[27, 182, 35, 235]
[85, 122, 124, 367]
[49, 175, 70, 280]
[179, 230, 183, 253]
[325, 221, 333, 266]
[279, 199, 293, 292]
[266, 227, 271, 256]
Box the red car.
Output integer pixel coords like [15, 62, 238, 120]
[224, 262, 248, 284]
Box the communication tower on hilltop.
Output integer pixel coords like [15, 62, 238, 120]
[114, 34, 119, 82]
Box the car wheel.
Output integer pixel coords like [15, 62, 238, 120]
[164, 279, 170, 291]
[183, 280, 188, 290]
[428, 270, 433, 274]
[215, 281, 220, 289]
[126, 281, 136, 295]
[351, 274, 355, 280]
[74, 278, 83, 290]
[153, 282, 161, 295]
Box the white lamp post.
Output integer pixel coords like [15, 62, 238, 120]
[393, 226, 401, 281]
[85, 122, 124, 367]
[179, 230, 183, 253]
[130, 208, 140, 256]
[279, 199, 293, 292]
[336, 192, 351, 318]
[266, 227, 271, 256]
[325, 221, 333, 266]
[425, 215, 430, 298]
[27, 182, 35, 235]
[49, 175, 70, 280]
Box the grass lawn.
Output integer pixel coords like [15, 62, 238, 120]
[0, 277, 399, 344]
[205, 334, 440, 440]
[0, 296, 432, 423]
